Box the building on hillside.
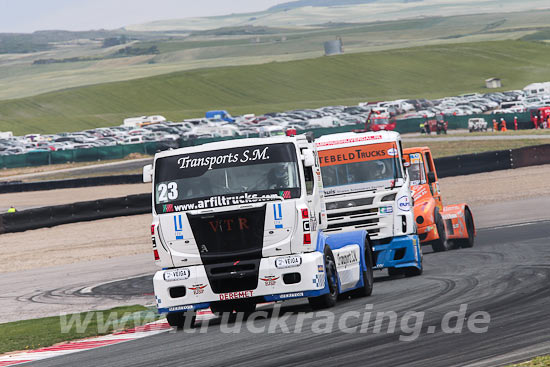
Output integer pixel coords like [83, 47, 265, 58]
[485, 78, 502, 89]
[324, 38, 343, 56]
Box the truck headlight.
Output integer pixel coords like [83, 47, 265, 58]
[381, 193, 396, 202]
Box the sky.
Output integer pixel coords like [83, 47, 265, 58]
[0, 0, 290, 33]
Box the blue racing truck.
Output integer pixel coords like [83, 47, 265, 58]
[315, 131, 423, 277]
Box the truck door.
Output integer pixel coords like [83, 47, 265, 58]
[424, 150, 442, 209]
[301, 149, 326, 247]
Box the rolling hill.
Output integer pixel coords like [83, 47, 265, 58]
[2, 40, 550, 135]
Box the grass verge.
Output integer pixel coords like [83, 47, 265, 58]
[3, 40, 550, 135]
[507, 355, 550, 367]
[0, 305, 162, 355]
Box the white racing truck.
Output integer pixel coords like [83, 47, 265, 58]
[315, 131, 422, 277]
[143, 134, 374, 327]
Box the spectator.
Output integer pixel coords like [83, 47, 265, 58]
[7, 206, 16, 213]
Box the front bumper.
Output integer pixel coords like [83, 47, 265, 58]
[372, 234, 422, 270]
[155, 252, 327, 313]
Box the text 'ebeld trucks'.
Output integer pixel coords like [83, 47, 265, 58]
[143, 134, 375, 328]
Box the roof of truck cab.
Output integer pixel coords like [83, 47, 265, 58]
[154, 135, 306, 159]
[315, 130, 401, 150]
[403, 146, 430, 154]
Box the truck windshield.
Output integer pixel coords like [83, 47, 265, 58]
[373, 118, 389, 125]
[318, 142, 403, 195]
[153, 143, 300, 213]
[406, 153, 426, 185]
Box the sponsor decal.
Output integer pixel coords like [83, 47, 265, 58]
[336, 249, 359, 267]
[260, 275, 280, 286]
[313, 273, 325, 288]
[323, 181, 388, 196]
[442, 214, 458, 220]
[177, 146, 270, 170]
[387, 148, 398, 156]
[318, 142, 398, 167]
[164, 268, 191, 282]
[219, 290, 254, 300]
[189, 284, 207, 295]
[315, 135, 383, 147]
[412, 187, 428, 201]
[409, 153, 421, 164]
[173, 214, 184, 240]
[279, 190, 291, 199]
[208, 217, 249, 232]
[168, 305, 194, 312]
[169, 193, 285, 212]
[379, 206, 393, 215]
[273, 203, 283, 229]
[397, 196, 411, 212]
[375, 264, 384, 269]
[163, 204, 174, 213]
[278, 292, 304, 299]
[152, 237, 157, 248]
[318, 264, 324, 272]
[275, 255, 302, 269]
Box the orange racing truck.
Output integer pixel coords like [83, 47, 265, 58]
[403, 147, 476, 252]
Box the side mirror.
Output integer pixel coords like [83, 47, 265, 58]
[427, 171, 436, 184]
[303, 149, 315, 167]
[143, 164, 153, 183]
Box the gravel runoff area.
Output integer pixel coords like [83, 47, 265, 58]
[0, 183, 151, 212]
[0, 164, 549, 273]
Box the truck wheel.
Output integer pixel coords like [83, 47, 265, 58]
[166, 311, 196, 329]
[309, 247, 339, 310]
[458, 208, 475, 248]
[403, 266, 423, 277]
[388, 267, 403, 277]
[352, 239, 374, 297]
[431, 210, 450, 252]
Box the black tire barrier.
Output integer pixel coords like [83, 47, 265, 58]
[434, 149, 513, 178]
[0, 193, 151, 234]
[435, 143, 550, 178]
[0, 174, 143, 194]
[510, 144, 550, 169]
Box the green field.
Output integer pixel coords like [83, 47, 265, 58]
[2, 40, 550, 135]
[2, 8, 550, 101]
[0, 305, 161, 354]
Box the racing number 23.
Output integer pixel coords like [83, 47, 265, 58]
[157, 182, 178, 202]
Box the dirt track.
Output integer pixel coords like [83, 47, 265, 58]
[1, 164, 549, 273]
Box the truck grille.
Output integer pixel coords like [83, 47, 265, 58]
[325, 201, 390, 239]
[187, 206, 266, 265]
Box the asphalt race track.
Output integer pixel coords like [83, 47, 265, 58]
[29, 221, 550, 367]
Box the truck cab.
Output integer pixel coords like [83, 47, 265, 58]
[315, 131, 422, 277]
[403, 146, 475, 252]
[144, 135, 374, 327]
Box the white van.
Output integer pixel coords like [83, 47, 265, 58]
[524, 82, 550, 97]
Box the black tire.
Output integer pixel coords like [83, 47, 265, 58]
[403, 266, 423, 277]
[388, 267, 403, 277]
[166, 311, 196, 329]
[352, 238, 374, 297]
[458, 208, 475, 248]
[309, 247, 339, 310]
[431, 209, 450, 252]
